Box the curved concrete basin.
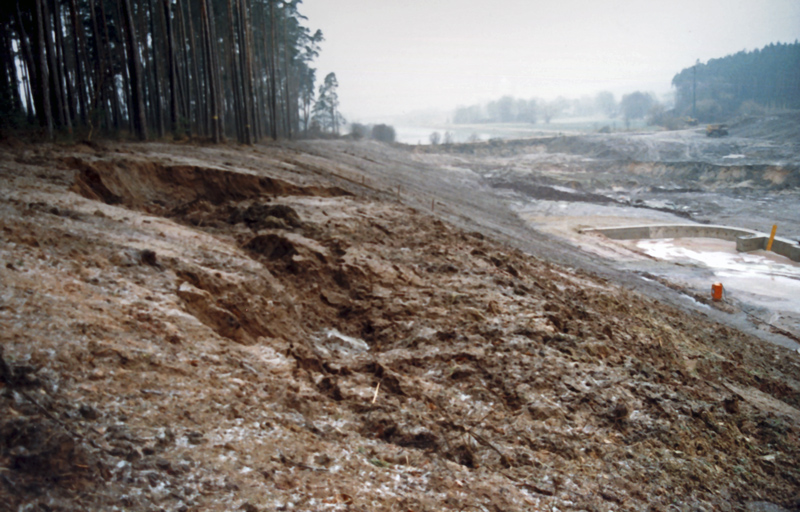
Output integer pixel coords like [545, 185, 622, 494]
[582, 224, 800, 262]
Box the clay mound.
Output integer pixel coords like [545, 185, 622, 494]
[68, 157, 350, 211]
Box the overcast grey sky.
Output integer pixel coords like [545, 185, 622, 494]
[300, 0, 800, 121]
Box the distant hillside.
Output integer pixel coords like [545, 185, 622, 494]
[672, 41, 800, 120]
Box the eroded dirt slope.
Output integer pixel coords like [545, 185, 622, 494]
[1, 140, 800, 511]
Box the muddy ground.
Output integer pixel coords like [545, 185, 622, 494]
[410, 112, 800, 347]
[1, 124, 799, 511]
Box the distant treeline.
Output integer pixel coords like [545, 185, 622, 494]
[0, 0, 342, 142]
[452, 92, 618, 125]
[455, 42, 800, 128]
[454, 97, 539, 124]
[349, 122, 395, 143]
[672, 41, 800, 120]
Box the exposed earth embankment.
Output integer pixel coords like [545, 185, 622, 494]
[1, 134, 799, 511]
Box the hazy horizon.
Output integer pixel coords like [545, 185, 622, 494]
[301, 0, 800, 123]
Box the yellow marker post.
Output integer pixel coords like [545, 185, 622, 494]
[766, 224, 778, 252]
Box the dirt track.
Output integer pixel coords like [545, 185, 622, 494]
[1, 135, 800, 511]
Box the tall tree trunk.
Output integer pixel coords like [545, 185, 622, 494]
[22, 62, 37, 124]
[238, 0, 254, 143]
[251, 1, 263, 139]
[33, 0, 54, 138]
[68, 0, 89, 125]
[225, 0, 241, 141]
[282, 5, 292, 139]
[186, 0, 204, 136]
[7, 28, 25, 115]
[113, 0, 133, 131]
[200, 0, 221, 142]
[148, 0, 165, 137]
[52, 0, 75, 133]
[267, 0, 278, 139]
[14, 2, 39, 122]
[120, 0, 148, 140]
[175, 0, 192, 138]
[163, 0, 179, 135]
[97, 0, 121, 131]
[87, 0, 106, 130]
[136, 0, 154, 135]
[0, 26, 20, 121]
[41, 0, 66, 130]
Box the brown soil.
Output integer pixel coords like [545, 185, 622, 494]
[1, 140, 799, 511]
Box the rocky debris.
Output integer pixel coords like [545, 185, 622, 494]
[139, 249, 158, 267]
[228, 202, 303, 230]
[244, 233, 298, 260]
[0, 349, 104, 501]
[1, 141, 799, 511]
[176, 282, 252, 344]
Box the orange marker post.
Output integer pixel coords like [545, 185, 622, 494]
[711, 282, 723, 302]
[766, 224, 777, 252]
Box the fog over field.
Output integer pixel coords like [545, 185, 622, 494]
[302, 0, 800, 121]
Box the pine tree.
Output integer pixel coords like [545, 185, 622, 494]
[313, 72, 342, 135]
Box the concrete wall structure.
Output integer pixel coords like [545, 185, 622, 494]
[736, 235, 766, 253]
[582, 224, 800, 262]
[771, 238, 800, 262]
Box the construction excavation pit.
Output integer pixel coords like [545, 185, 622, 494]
[582, 226, 800, 346]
